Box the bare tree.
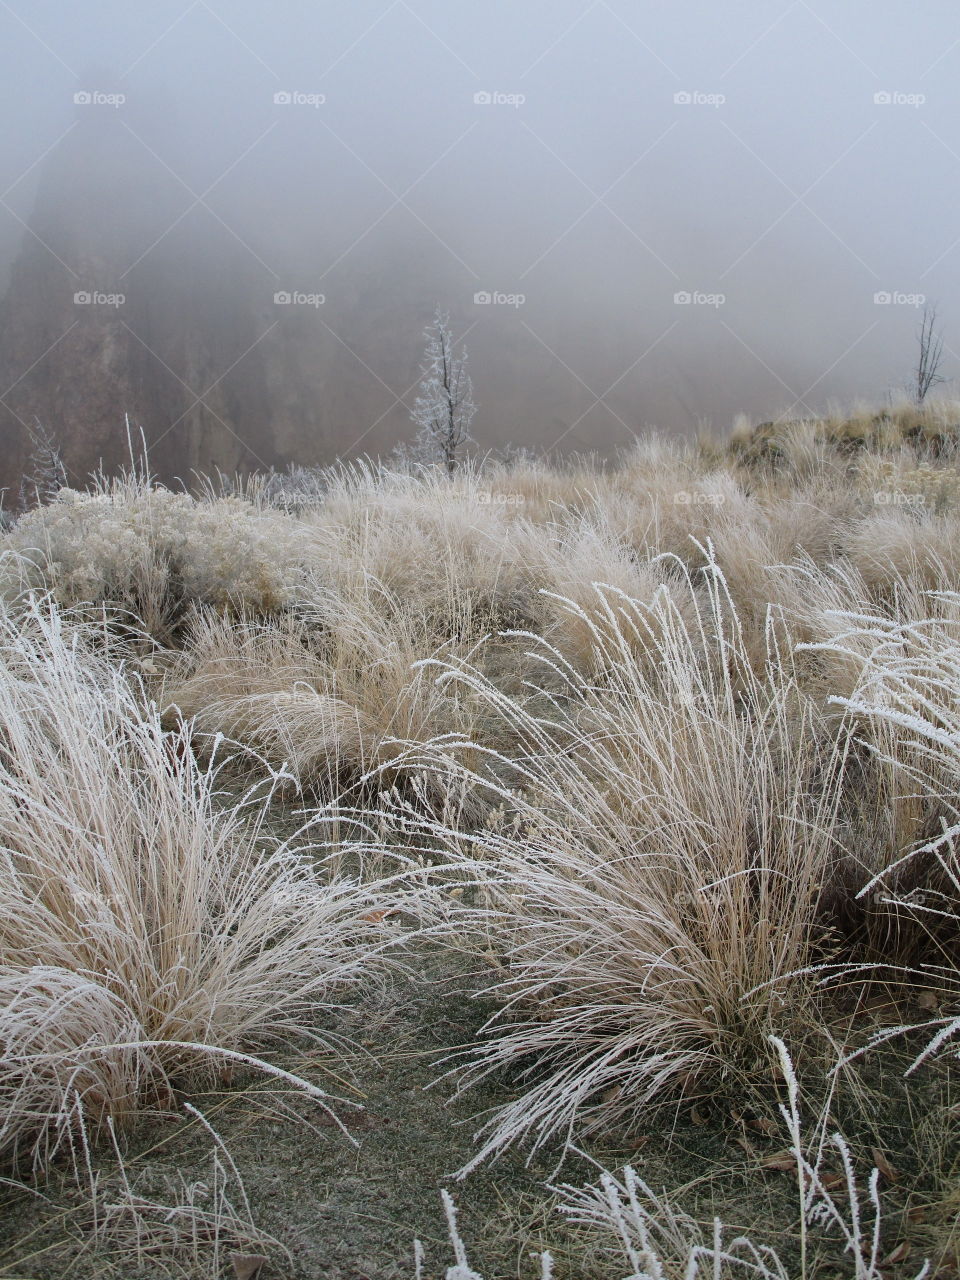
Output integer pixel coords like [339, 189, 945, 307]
[20, 420, 66, 508]
[409, 306, 476, 475]
[914, 304, 946, 405]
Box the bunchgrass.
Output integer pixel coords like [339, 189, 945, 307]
[0, 593, 403, 1173]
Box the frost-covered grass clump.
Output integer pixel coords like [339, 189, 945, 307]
[0, 595, 400, 1173]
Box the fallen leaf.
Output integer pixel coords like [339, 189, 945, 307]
[361, 908, 400, 924]
[760, 1150, 797, 1172]
[231, 1254, 269, 1280]
[748, 1115, 778, 1136]
[819, 1171, 846, 1192]
[917, 989, 940, 1011]
[690, 1103, 709, 1126]
[882, 1242, 911, 1266]
[676, 1071, 700, 1095]
[871, 1147, 899, 1182]
[733, 1135, 757, 1159]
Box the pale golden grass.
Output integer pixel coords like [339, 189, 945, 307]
[362, 562, 856, 1171]
[810, 597, 960, 995]
[301, 459, 533, 628]
[0, 595, 403, 1172]
[3, 407, 960, 1267]
[160, 579, 489, 795]
[845, 509, 960, 594]
[507, 514, 706, 677]
[159, 609, 368, 788]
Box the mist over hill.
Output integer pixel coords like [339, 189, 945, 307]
[0, 2, 958, 493]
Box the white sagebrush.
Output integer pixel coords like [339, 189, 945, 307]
[1, 479, 308, 636]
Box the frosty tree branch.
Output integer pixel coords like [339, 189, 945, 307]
[408, 306, 476, 475]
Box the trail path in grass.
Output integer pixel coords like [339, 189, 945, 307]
[0, 939, 772, 1280]
[0, 803, 935, 1278]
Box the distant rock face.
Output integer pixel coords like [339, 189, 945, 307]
[0, 94, 682, 503]
[0, 95, 472, 501]
[0, 103, 286, 498]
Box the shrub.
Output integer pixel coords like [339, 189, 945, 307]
[1, 482, 308, 637]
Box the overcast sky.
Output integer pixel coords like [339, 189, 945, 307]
[1, 1, 959, 456]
